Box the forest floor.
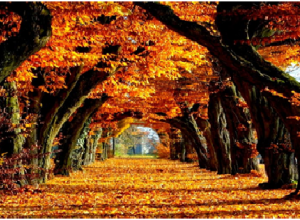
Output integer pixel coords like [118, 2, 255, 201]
[0, 158, 300, 218]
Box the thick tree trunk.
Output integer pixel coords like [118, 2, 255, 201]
[82, 128, 100, 166]
[98, 129, 110, 160]
[220, 83, 259, 174]
[82, 137, 92, 166]
[168, 115, 209, 169]
[208, 92, 232, 174]
[196, 118, 218, 171]
[214, 2, 298, 188]
[237, 81, 297, 188]
[0, 82, 26, 186]
[38, 67, 111, 182]
[137, 2, 300, 194]
[54, 97, 108, 176]
[0, 82, 25, 155]
[0, 3, 51, 84]
[208, 84, 260, 175]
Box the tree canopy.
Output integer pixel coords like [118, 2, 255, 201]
[0, 1, 300, 198]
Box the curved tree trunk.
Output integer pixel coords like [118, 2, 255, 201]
[0, 2, 52, 84]
[137, 2, 300, 194]
[213, 2, 298, 187]
[168, 115, 209, 169]
[54, 96, 108, 176]
[38, 67, 111, 182]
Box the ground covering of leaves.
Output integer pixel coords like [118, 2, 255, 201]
[0, 158, 300, 218]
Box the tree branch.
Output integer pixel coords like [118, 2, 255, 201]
[0, 2, 52, 84]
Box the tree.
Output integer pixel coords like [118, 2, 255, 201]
[0, 2, 51, 84]
[2, 2, 300, 198]
[136, 2, 300, 195]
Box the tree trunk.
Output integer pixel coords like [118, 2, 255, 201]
[38, 67, 111, 182]
[102, 142, 108, 160]
[0, 3, 52, 84]
[237, 81, 297, 188]
[220, 83, 259, 174]
[0, 82, 25, 155]
[180, 141, 187, 162]
[168, 115, 209, 169]
[112, 137, 115, 157]
[0, 81, 26, 186]
[208, 92, 232, 174]
[82, 134, 92, 166]
[82, 127, 101, 166]
[170, 128, 179, 160]
[214, 2, 298, 188]
[196, 118, 218, 171]
[137, 2, 300, 194]
[98, 129, 110, 160]
[91, 129, 102, 163]
[54, 97, 108, 176]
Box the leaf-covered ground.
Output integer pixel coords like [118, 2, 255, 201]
[0, 158, 300, 218]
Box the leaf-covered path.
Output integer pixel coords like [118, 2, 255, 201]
[1, 158, 300, 218]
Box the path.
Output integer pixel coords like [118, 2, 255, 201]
[0, 158, 299, 218]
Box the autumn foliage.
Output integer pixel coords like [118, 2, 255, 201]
[154, 143, 170, 159]
[0, 159, 299, 218]
[2, 2, 300, 217]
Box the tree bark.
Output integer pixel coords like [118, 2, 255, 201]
[169, 128, 180, 160]
[38, 66, 112, 182]
[0, 2, 52, 84]
[137, 2, 300, 195]
[101, 142, 109, 160]
[82, 125, 92, 166]
[221, 83, 259, 174]
[0, 81, 26, 186]
[196, 118, 218, 171]
[82, 126, 101, 166]
[237, 81, 297, 188]
[208, 92, 232, 174]
[90, 129, 102, 163]
[71, 118, 91, 172]
[167, 115, 209, 169]
[0, 82, 25, 155]
[54, 96, 108, 176]
[214, 2, 297, 187]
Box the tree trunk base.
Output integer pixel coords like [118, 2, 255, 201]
[258, 182, 284, 189]
[54, 168, 71, 176]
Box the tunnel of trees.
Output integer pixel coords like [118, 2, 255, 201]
[1, 2, 300, 197]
